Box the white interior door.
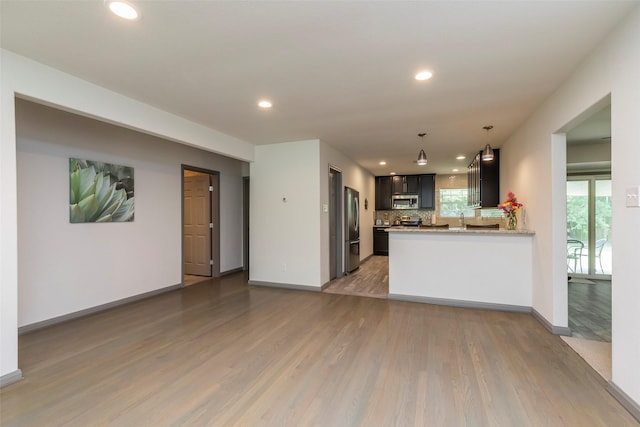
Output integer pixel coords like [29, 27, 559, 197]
[184, 174, 212, 276]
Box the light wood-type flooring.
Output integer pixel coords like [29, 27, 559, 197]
[568, 278, 611, 342]
[561, 336, 612, 381]
[183, 274, 212, 287]
[326, 256, 612, 344]
[2, 272, 637, 426]
[328, 257, 615, 387]
[323, 255, 389, 299]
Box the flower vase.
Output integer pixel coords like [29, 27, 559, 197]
[507, 213, 517, 230]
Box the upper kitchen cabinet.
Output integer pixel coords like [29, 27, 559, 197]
[376, 174, 435, 210]
[392, 175, 419, 195]
[467, 149, 500, 208]
[418, 174, 435, 209]
[375, 176, 393, 210]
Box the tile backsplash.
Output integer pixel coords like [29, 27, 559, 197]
[375, 209, 505, 227]
[373, 173, 506, 227]
[375, 209, 434, 224]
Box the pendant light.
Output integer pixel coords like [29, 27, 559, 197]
[482, 125, 495, 162]
[416, 133, 428, 166]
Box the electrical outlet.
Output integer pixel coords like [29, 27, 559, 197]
[281, 262, 287, 272]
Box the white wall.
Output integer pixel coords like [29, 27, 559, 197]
[389, 232, 533, 307]
[249, 139, 375, 288]
[1, 49, 254, 380]
[15, 100, 245, 326]
[0, 55, 20, 381]
[567, 140, 611, 164]
[249, 140, 322, 287]
[500, 5, 640, 405]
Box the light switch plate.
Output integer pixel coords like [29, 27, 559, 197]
[626, 186, 640, 207]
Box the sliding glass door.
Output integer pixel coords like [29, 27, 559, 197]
[566, 176, 611, 276]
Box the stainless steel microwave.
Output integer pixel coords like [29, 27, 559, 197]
[392, 194, 419, 209]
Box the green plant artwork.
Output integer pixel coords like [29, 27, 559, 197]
[69, 158, 135, 223]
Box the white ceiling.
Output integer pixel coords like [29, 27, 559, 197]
[1, 1, 636, 175]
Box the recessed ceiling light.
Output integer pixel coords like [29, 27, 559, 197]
[105, 0, 139, 20]
[415, 71, 433, 81]
[456, 155, 466, 160]
[379, 161, 387, 165]
[452, 169, 459, 172]
[390, 172, 396, 175]
[258, 100, 272, 109]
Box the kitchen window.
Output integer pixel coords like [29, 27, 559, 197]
[439, 189, 475, 217]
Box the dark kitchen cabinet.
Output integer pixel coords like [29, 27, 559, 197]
[467, 149, 500, 208]
[418, 174, 436, 209]
[377, 174, 435, 210]
[375, 176, 393, 210]
[392, 175, 419, 195]
[373, 227, 389, 256]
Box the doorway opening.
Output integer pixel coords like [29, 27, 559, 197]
[182, 166, 220, 285]
[563, 101, 612, 380]
[329, 166, 343, 280]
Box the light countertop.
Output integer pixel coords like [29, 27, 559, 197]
[385, 226, 535, 236]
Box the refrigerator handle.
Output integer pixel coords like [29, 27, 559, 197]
[354, 196, 359, 233]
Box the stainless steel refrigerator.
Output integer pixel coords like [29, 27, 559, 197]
[344, 187, 360, 273]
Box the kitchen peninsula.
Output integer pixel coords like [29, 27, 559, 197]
[387, 227, 535, 312]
